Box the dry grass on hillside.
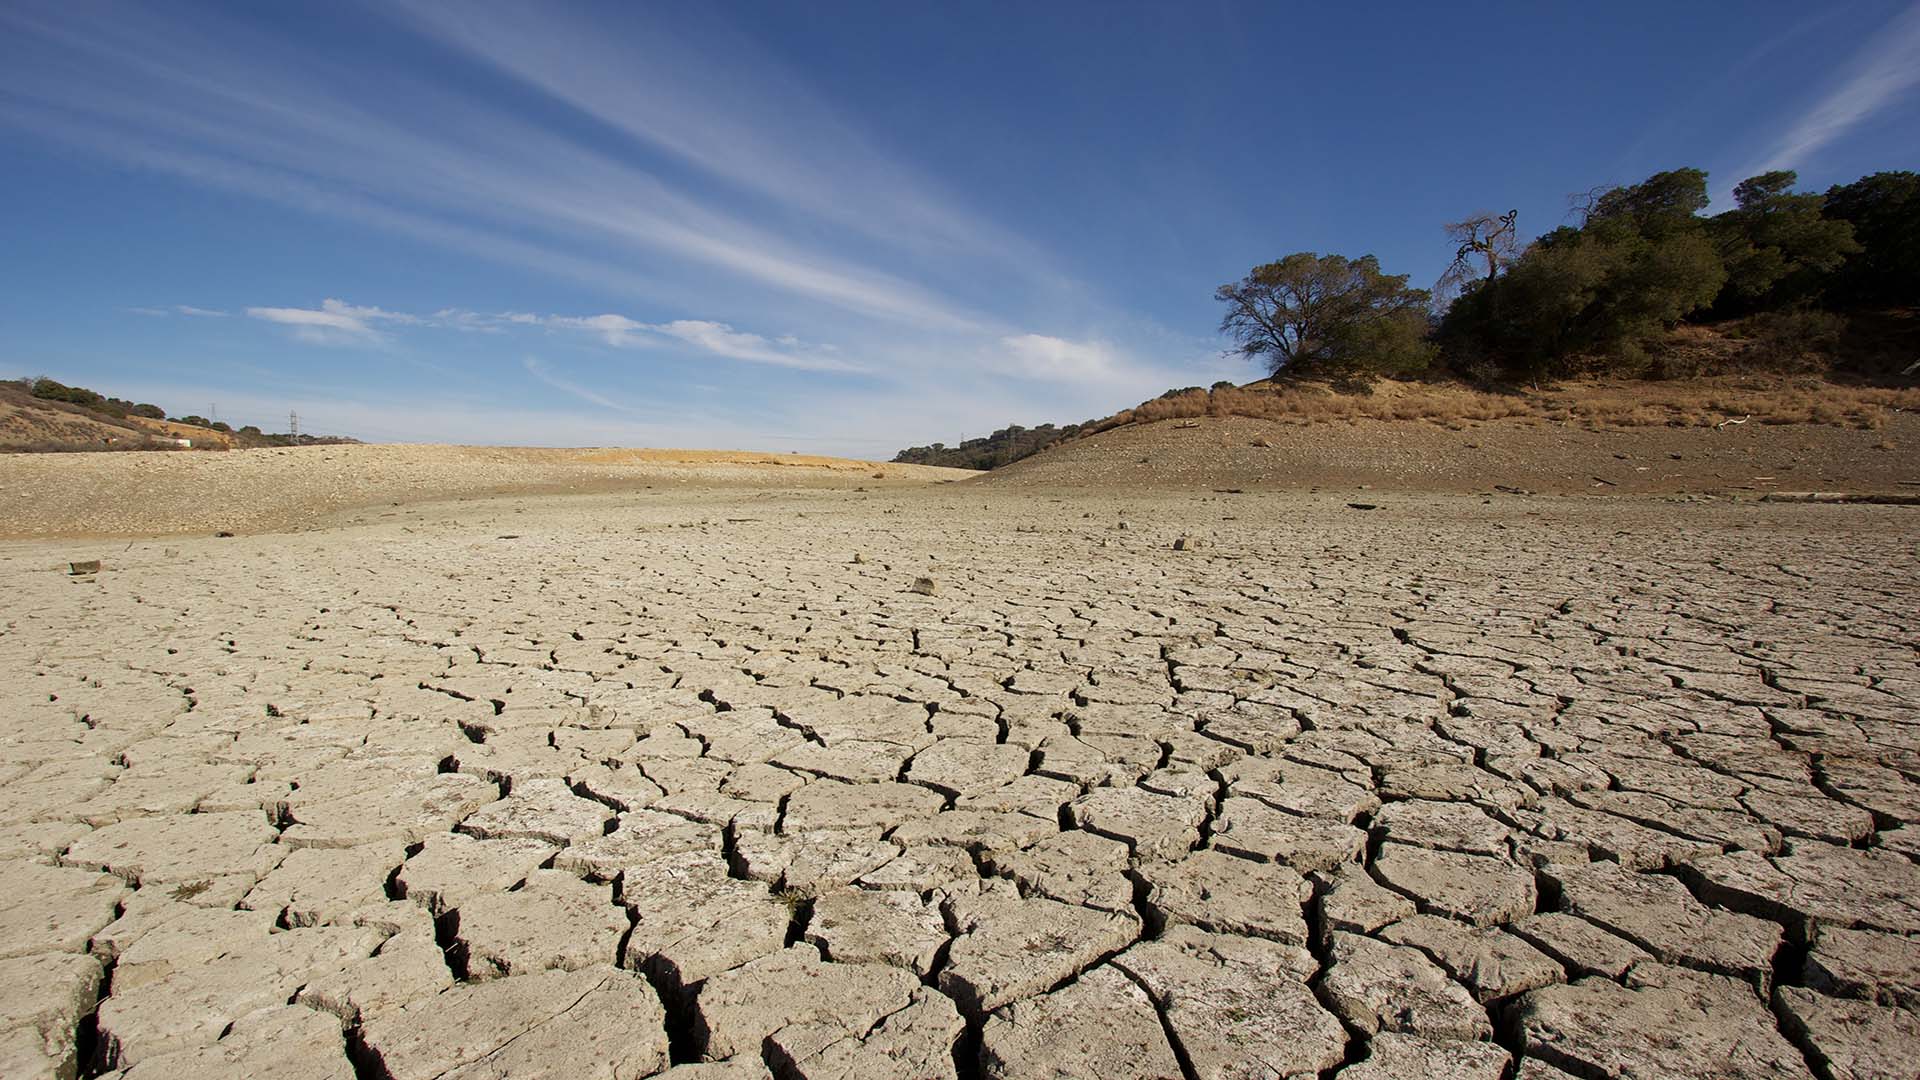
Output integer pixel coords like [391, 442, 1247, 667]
[1082, 378, 1920, 436]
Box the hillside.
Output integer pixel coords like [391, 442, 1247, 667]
[0, 377, 348, 451]
[982, 398, 1918, 494]
[898, 312, 1920, 473]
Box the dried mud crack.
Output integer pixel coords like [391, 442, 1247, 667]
[0, 484, 1915, 1079]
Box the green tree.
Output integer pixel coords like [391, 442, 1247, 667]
[1708, 170, 1858, 311]
[1440, 168, 1726, 379]
[1216, 253, 1434, 380]
[1821, 170, 1920, 307]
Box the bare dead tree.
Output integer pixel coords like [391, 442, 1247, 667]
[1435, 209, 1519, 306]
[1567, 183, 1617, 226]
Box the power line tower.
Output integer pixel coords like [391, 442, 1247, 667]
[289, 411, 299, 444]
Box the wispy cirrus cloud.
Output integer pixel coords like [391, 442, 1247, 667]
[0, 2, 1018, 334]
[129, 304, 231, 317]
[245, 298, 418, 345]
[1733, 2, 1920, 186]
[237, 297, 855, 370]
[520, 355, 643, 414]
[995, 334, 1127, 382]
[385, 1, 1048, 269]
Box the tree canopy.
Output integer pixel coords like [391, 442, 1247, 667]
[1821, 170, 1920, 307]
[1216, 253, 1433, 380]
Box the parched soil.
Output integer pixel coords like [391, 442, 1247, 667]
[1, 481, 1915, 1078]
[0, 443, 969, 539]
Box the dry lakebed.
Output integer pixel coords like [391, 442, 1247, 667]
[1, 459, 1916, 1079]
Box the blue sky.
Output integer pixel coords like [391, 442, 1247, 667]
[3, 1, 1917, 456]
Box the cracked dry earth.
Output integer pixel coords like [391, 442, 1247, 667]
[2, 487, 1918, 1080]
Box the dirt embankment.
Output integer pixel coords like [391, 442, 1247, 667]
[0, 444, 972, 539]
[985, 412, 1919, 495]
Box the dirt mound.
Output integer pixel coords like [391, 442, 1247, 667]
[0, 444, 973, 539]
[984, 411, 1918, 495]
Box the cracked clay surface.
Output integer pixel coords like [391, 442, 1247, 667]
[1, 486, 1915, 1079]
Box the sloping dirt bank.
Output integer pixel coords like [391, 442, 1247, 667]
[983, 413, 1919, 495]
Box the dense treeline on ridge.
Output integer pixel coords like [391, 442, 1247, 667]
[899, 167, 1917, 469]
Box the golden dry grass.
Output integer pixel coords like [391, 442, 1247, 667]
[1083, 377, 1920, 436]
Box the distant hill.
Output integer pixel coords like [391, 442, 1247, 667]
[1, 376, 355, 452]
[892, 422, 1089, 470]
[896, 313, 1920, 470]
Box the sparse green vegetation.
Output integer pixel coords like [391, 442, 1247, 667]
[3, 376, 354, 451]
[894, 422, 1088, 469]
[897, 164, 1918, 468]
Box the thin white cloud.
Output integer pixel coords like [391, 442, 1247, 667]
[245, 304, 380, 345]
[127, 304, 230, 317]
[648, 320, 856, 372]
[1739, 2, 1920, 182]
[385, 1, 1050, 271]
[997, 334, 1127, 383]
[547, 313, 647, 348]
[244, 298, 418, 345]
[232, 296, 858, 371]
[520, 355, 641, 413]
[0, 3, 1008, 333]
